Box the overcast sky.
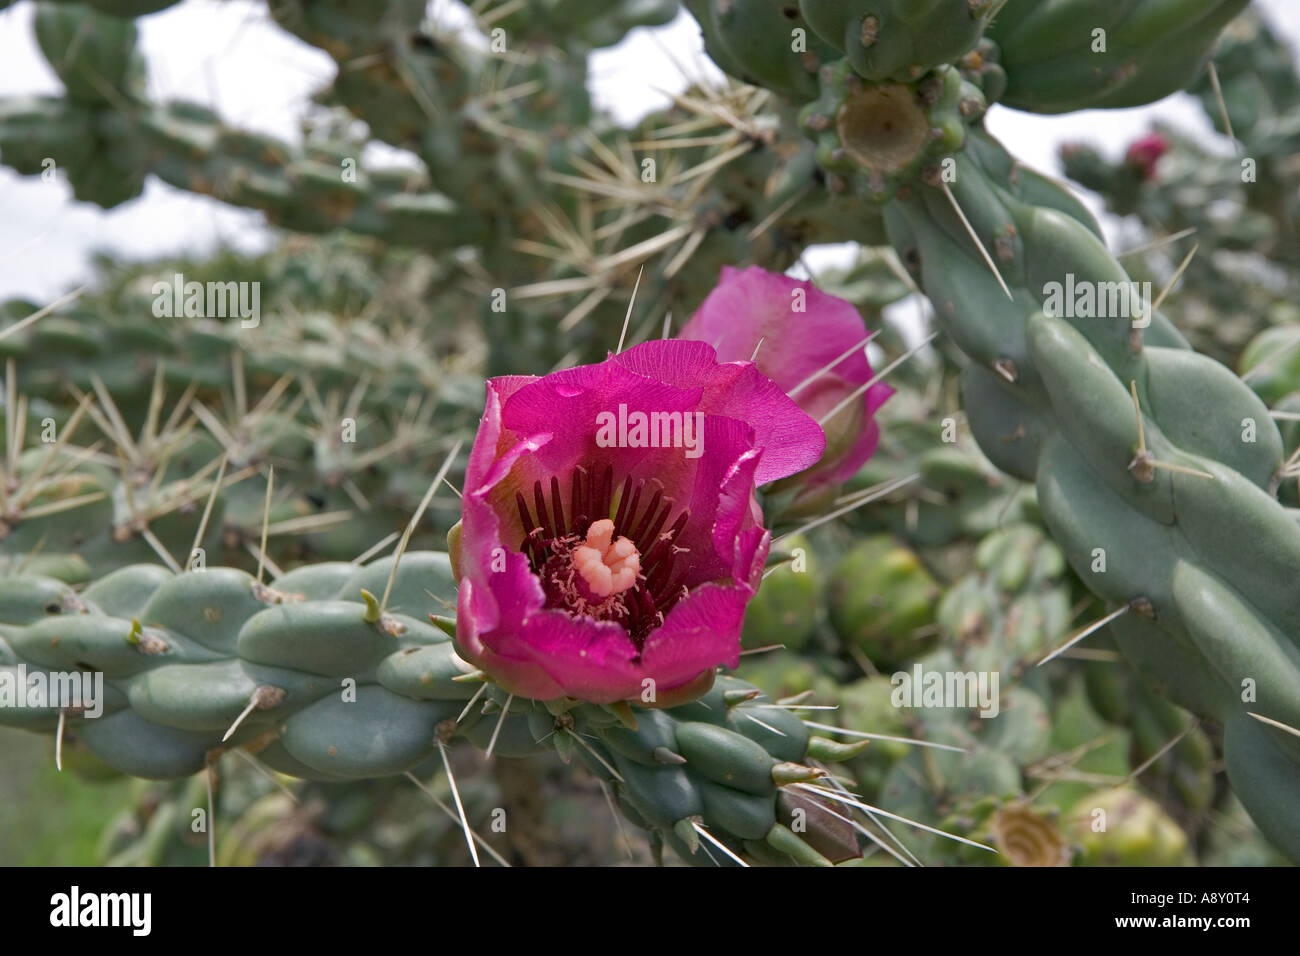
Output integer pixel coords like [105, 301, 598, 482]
[0, 0, 1296, 303]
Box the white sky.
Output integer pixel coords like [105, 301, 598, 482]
[0, 0, 1296, 302]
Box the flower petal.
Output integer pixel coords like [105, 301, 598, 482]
[611, 338, 825, 483]
[682, 265, 893, 490]
[680, 265, 872, 392]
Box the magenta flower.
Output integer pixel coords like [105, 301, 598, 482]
[453, 339, 825, 704]
[1124, 133, 1168, 181]
[680, 266, 892, 510]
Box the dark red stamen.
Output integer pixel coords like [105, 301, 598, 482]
[643, 510, 689, 567]
[613, 474, 634, 532]
[637, 499, 672, 554]
[533, 482, 552, 540]
[630, 487, 664, 546]
[550, 476, 565, 539]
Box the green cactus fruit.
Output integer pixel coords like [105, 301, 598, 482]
[1067, 786, 1193, 866]
[828, 535, 939, 668]
[847, 436, 1037, 550]
[829, 674, 913, 794]
[877, 718, 1023, 863]
[799, 62, 978, 202]
[34, 1, 147, 106]
[735, 650, 839, 702]
[798, 0, 994, 83]
[988, 0, 1251, 114]
[937, 522, 1073, 676]
[741, 535, 821, 650]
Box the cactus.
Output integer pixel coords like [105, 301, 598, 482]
[491, 0, 681, 52]
[1, 0, 1294, 867]
[986, 0, 1250, 114]
[684, 0, 840, 100]
[1067, 787, 1194, 867]
[740, 536, 822, 652]
[1241, 326, 1300, 409]
[1057, 11, 1300, 365]
[33, 2, 147, 106]
[17, 0, 178, 15]
[1059, 126, 1294, 364]
[880, 125, 1300, 859]
[668, 0, 1298, 859]
[87, 747, 639, 866]
[799, 62, 979, 202]
[0, 550, 882, 865]
[0, 231, 496, 579]
[935, 522, 1075, 678]
[828, 534, 940, 669]
[1084, 659, 1217, 816]
[798, 0, 995, 84]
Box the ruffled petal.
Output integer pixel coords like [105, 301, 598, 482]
[681, 265, 893, 491]
[681, 265, 872, 393]
[611, 339, 825, 484]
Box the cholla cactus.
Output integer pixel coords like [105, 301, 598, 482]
[1, 0, 1297, 869]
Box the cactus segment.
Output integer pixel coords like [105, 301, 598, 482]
[799, 0, 994, 83]
[881, 124, 1300, 861]
[1, 556, 866, 865]
[988, 0, 1251, 113]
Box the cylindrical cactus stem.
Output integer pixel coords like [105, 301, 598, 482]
[879, 123, 1300, 861]
[0, 552, 874, 865]
[33, 1, 147, 106]
[986, 0, 1251, 114]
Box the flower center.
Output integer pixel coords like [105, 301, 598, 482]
[572, 519, 640, 597]
[514, 465, 691, 650]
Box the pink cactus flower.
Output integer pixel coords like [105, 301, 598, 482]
[681, 266, 893, 510]
[1125, 133, 1168, 181]
[453, 338, 826, 704]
